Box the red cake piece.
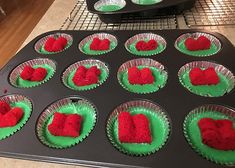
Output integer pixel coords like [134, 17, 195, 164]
[72, 66, 100, 86]
[197, 36, 211, 50]
[185, 38, 200, 51]
[136, 41, 145, 51]
[90, 38, 101, 50]
[44, 37, 56, 52]
[215, 119, 233, 129]
[204, 67, 219, 85]
[0, 107, 24, 127]
[44, 36, 67, 52]
[20, 66, 35, 80]
[90, 38, 110, 51]
[118, 111, 152, 143]
[0, 101, 11, 115]
[52, 41, 64, 52]
[198, 118, 235, 150]
[118, 112, 135, 143]
[128, 66, 141, 84]
[87, 66, 101, 76]
[133, 114, 152, 143]
[99, 39, 110, 50]
[57, 37, 68, 47]
[184, 36, 211, 51]
[63, 114, 82, 137]
[189, 67, 219, 86]
[31, 67, 47, 82]
[135, 40, 158, 51]
[140, 68, 154, 84]
[48, 112, 82, 137]
[201, 130, 221, 148]
[85, 72, 99, 85]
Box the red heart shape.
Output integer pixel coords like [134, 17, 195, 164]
[48, 112, 82, 137]
[185, 35, 211, 51]
[90, 38, 110, 51]
[0, 106, 24, 128]
[128, 66, 154, 85]
[198, 118, 235, 150]
[118, 111, 152, 143]
[136, 40, 158, 51]
[44, 37, 68, 52]
[189, 67, 219, 86]
[72, 66, 101, 86]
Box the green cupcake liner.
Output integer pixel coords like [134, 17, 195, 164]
[106, 100, 170, 156]
[125, 33, 166, 57]
[183, 104, 235, 166]
[178, 61, 235, 97]
[79, 33, 118, 56]
[0, 95, 32, 140]
[94, 0, 126, 12]
[36, 97, 97, 149]
[118, 58, 168, 94]
[131, 0, 162, 5]
[9, 58, 56, 88]
[62, 59, 109, 91]
[35, 33, 73, 55]
[175, 32, 221, 57]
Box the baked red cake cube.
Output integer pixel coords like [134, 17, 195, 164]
[57, 37, 68, 47]
[118, 112, 135, 143]
[204, 67, 220, 85]
[133, 114, 152, 143]
[44, 37, 56, 52]
[20, 66, 35, 80]
[48, 112, 82, 138]
[197, 36, 211, 50]
[87, 66, 101, 76]
[128, 66, 141, 84]
[135, 40, 158, 51]
[99, 39, 110, 50]
[0, 101, 11, 115]
[0, 107, 24, 127]
[189, 67, 219, 86]
[72, 66, 100, 86]
[90, 38, 110, 51]
[31, 67, 47, 82]
[118, 111, 152, 143]
[184, 36, 211, 51]
[44, 36, 68, 52]
[185, 38, 200, 51]
[63, 114, 82, 137]
[140, 68, 154, 84]
[198, 118, 235, 150]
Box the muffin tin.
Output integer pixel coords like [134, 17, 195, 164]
[86, 0, 196, 23]
[0, 30, 234, 168]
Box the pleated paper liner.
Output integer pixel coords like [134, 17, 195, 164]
[125, 33, 166, 56]
[94, 0, 126, 12]
[131, 0, 162, 5]
[34, 33, 73, 55]
[117, 58, 168, 94]
[9, 58, 56, 88]
[106, 100, 171, 156]
[62, 59, 109, 91]
[36, 97, 97, 149]
[79, 33, 118, 55]
[178, 61, 235, 97]
[0, 94, 32, 140]
[183, 104, 235, 166]
[175, 32, 221, 57]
